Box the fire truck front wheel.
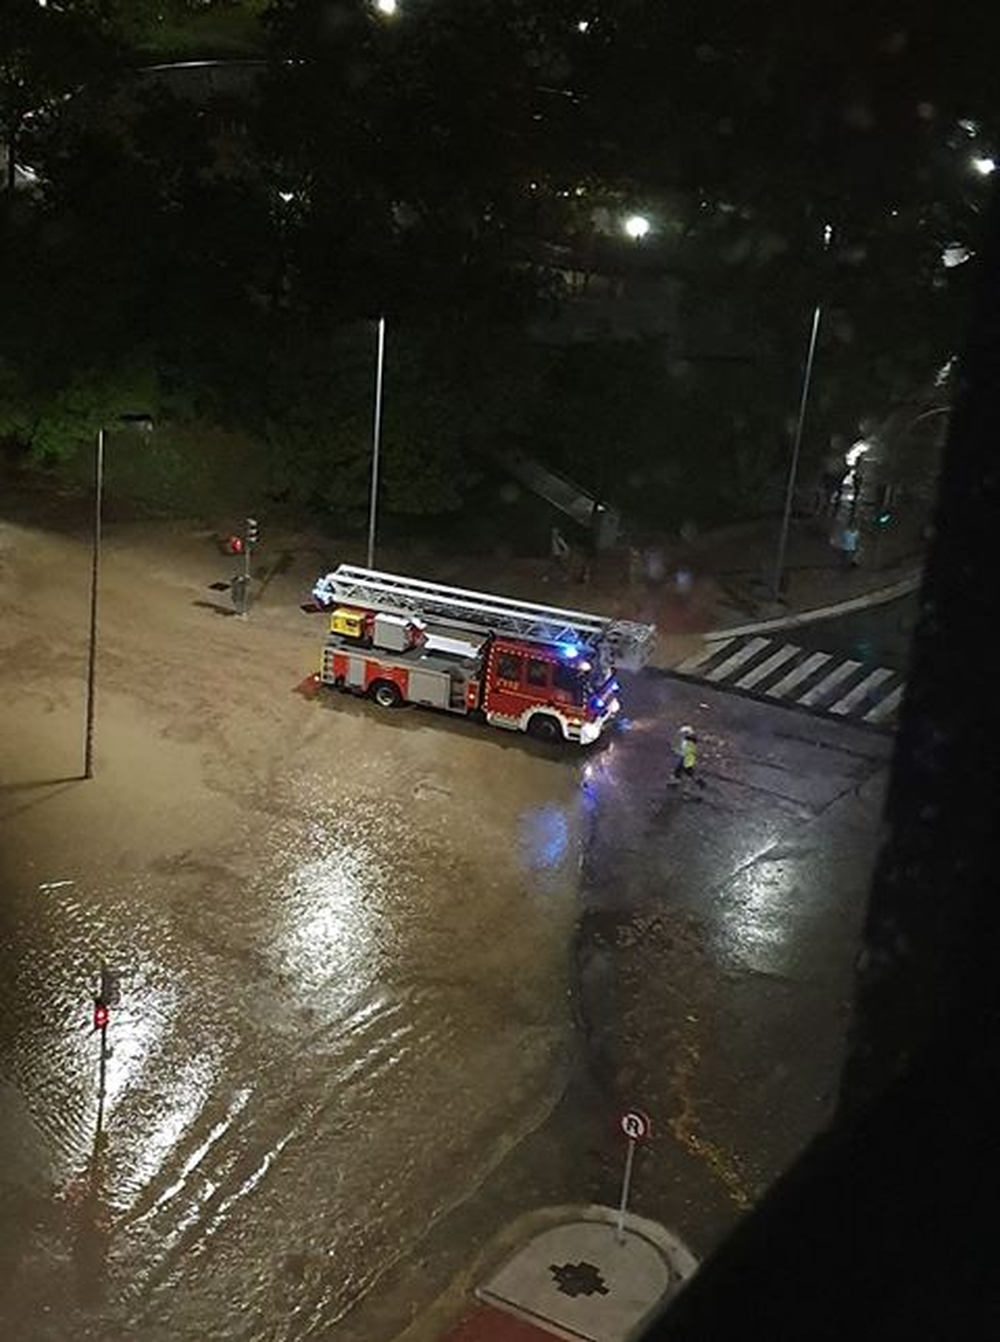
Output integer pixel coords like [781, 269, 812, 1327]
[527, 713, 564, 743]
[370, 679, 404, 709]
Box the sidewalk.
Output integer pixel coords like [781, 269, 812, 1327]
[428, 1206, 697, 1342]
[434, 507, 927, 673]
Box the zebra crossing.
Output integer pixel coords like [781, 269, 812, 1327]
[672, 634, 905, 728]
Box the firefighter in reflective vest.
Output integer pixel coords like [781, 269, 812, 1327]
[669, 725, 705, 788]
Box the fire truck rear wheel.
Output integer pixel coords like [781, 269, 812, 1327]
[528, 713, 563, 743]
[371, 680, 404, 709]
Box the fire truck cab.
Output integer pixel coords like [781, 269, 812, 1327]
[310, 566, 655, 745]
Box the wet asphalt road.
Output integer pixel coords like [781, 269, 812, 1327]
[792, 592, 918, 671]
[0, 513, 892, 1339]
[574, 669, 889, 1216]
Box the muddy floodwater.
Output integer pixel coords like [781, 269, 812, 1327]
[0, 518, 583, 1338]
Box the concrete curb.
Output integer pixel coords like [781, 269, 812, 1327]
[398, 1204, 697, 1342]
[474, 1202, 698, 1286]
[473, 1204, 698, 1341]
[703, 570, 922, 642]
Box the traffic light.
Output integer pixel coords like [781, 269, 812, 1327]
[246, 517, 259, 548]
[100, 966, 121, 1007]
[93, 998, 109, 1031]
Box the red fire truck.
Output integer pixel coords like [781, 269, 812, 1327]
[309, 565, 655, 745]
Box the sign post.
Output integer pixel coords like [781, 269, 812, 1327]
[240, 518, 257, 618]
[616, 1109, 651, 1243]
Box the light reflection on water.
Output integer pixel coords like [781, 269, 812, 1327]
[272, 820, 388, 1000]
[110, 1052, 224, 1212]
[100, 978, 180, 1121]
[518, 804, 570, 870]
[1, 768, 580, 1336]
[722, 856, 800, 974]
[138, 1086, 252, 1222]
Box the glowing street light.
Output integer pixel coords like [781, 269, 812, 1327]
[623, 214, 651, 240]
[374, 0, 398, 16]
[972, 156, 996, 176]
[846, 439, 870, 470]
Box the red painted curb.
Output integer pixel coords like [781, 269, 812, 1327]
[439, 1303, 561, 1341]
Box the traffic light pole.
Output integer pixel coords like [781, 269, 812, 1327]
[240, 531, 251, 618]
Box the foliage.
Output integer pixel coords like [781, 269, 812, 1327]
[2, 1, 997, 533]
[0, 0, 120, 190]
[104, 1, 270, 60]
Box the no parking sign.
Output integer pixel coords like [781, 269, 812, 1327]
[620, 1109, 651, 1143]
[617, 1108, 651, 1241]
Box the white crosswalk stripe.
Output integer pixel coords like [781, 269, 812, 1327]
[735, 642, 801, 689]
[675, 638, 734, 673]
[765, 651, 831, 698]
[670, 634, 904, 729]
[829, 666, 895, 716]
[863, 682, 905, 724]
[704, 636, 771, 682]
[797, 659, 862, 707]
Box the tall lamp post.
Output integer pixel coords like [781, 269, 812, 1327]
[770, 223, 834, 601]
[84, 413, 153, 780]
[366, 315, 386, 569]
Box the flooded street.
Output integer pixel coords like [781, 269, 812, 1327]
[1, 506, 893, 1340]
[0, 517, 582, 1339]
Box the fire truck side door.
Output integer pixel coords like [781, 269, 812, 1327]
[494, 649, 524, 690]
[526, 656, 552, 691]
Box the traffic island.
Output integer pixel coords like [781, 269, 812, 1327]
[471, 1205, 697, 1341]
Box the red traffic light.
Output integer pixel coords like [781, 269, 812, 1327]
[93, 999, 109, 1030]
[227, 535, 245, 555]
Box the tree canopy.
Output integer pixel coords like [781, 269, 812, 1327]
[1, 1, 995, 528]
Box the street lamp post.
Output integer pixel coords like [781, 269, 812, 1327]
[83, 427, 105, 780]
[770, 224, 834, 601]
[83, 414, 153, 780]
[366, 315, 386, 569]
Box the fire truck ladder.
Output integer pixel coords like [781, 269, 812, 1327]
[313, 565, 656, 670]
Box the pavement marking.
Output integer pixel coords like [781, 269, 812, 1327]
[704, 636, 771, 682]
[829, 666, 896, 715]
[675, 637, 734, 673]
[764, 650, 831, 698]
[667, 633, 904, 730]
[796, 658, 862, 707]
[703, 570, 922, 641]
[734, 641, 801, 689]
[863, 681, 905, 723]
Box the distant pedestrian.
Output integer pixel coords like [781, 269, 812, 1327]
[551, 524, 569, 562]
[668, 725, 705, 790]
[847, 468, 864, 521]
[628, 546, 643, 589]
[818, 451, 847, 516]
[839, 524, 860, 569]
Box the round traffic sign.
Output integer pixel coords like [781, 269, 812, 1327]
[620, 1109, 651, 1142]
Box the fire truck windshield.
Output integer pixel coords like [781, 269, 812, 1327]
[553, 659, 610, 705]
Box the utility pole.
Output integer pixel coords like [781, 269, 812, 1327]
[367, 316, 386, 569]
[83, 415, 153, 780]
[770, 224, 834, 601]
